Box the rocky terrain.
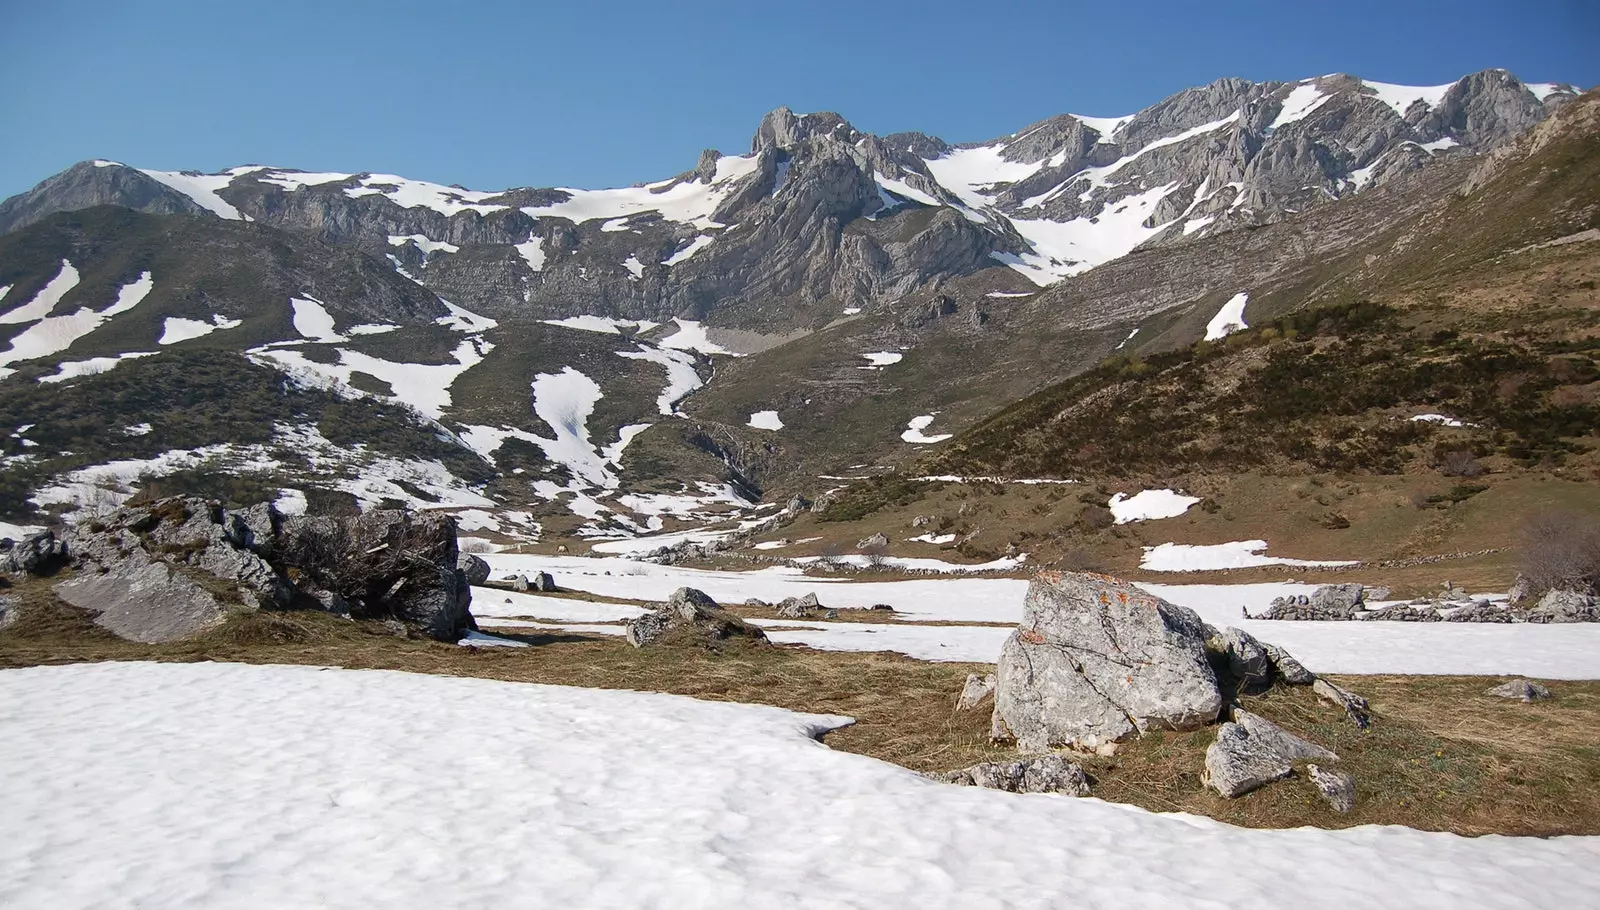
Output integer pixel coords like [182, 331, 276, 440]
[0, 71, 1589, 558]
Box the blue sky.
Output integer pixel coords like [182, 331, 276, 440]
[1, 0, 1594, 198]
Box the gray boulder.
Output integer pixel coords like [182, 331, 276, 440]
[532, 571, 557, 592]
[1306, 764, 1357, 813]
[457, 553, 491, 586]
[992, 572, 1222, 752]
[776, 592, 821, 618]
[1258, 583, 1365, 621]
[942, 754, 1090, 795]
[1485, 679, 1552, 702]
[1203, 722, 1294, 798]
[1507, 574, 1534, 606]
[1263, 642, 1317, 685]
[857, 532, 890, 550]
[1525, 589, 1599, 623]
[626, 590, 767, 649]
[0, 531, 67, 575]
[1234, 709, 1337, 762]
[0, 593, 18, 630]
[957, 673, 997, 710]
[56, 551, 233, 643]
[1444, 600, 1516, 622]
[1313, 678, 1372, 728]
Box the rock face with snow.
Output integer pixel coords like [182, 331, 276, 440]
[992, 572, 1222, 751]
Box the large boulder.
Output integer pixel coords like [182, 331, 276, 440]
[55, 551, 235, 643]
[992, 572, 1222, 752]
[276, 510, 473, 641]
[941, 754, 1090, 795]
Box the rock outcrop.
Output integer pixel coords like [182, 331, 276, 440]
[625, 587, 767, 648]
[56, 498, 474, 643]
[992, 572, 1222, 752]
[0, 531, 67, 575]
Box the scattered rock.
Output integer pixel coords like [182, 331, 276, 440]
[957, 673, 996, 710]
[776, 597, 810, 618]
[942, 754, 1090, 795]
[992, 571, 1222, 752]
[457, 553, 491, 586]
[0, 531, 66, 575]
[1443, 600, 1515, 622]
[626, 588, 767, 649]
[1306, 763, 1357, 813]
[1259, 583, 1364, 620]
[1525, 589, 1600, 623]
[1263, 642, 1317, 685]
[857, 532, 890, 550]
[1203, 722, 1294, 798]
[743, 598, 771, 607]
[1362, 603, 1443, 622]
[911, 515, 932, 528]
[1485, 679, 1552, 702]
[531, 571, 557, 592]
[1313, 678, 1371, 728]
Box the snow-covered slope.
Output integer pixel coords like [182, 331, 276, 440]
[5, 662, 1597, 909]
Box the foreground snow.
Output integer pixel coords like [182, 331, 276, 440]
[3, 663, 1596, 910]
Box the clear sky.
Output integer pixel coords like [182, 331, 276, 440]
[1, 0, 1594, 199]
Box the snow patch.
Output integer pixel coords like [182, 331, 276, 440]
[901, 415, 952, 444]
[662, 235, 715, 265]
[0, 260, 81, 324]
[1205, 292, 1249, 340]
[158, 314, 241, 345]
[387, 234, 460, 256]
[1140, 540, 1357, 572]
[1109, 489, 1201, 524]
[136, 168, 252, 219]
[1362, 79, 1457, 118]
[747, 410, 783, 431]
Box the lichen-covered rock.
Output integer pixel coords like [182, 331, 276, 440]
[942, 754, 1090, 795]
[1485, 679, 1552, 702]
[1203, 722, 1294, 798]
[957, 673, 996, 710]
[992, 572, 1222, 752]
[457, 553, 491, 586]
[1306, 764, 1357, 813]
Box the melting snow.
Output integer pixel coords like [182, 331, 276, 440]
[136, 168, 254, 219]
[387, 234, 460, 256]
[616, 345, 703, 415]
[290, 296, 344, 342]
[1268, 83, 1333, 131]
[1410, 414, 1465, 427]
[861, 351, 902, 368]
[901, 415, 952, 444]
[622, 255, 645, 279]
[345, 174, 507, 216]
[528, 367, 612, 488]
[39, 352, 157, 384]
[1362, 79, 1457, 118]
[541, 315, 658, 335]
[1, 260, 80, 324]
[748, 410, 784, 430]
[1140, 540, 1357, 572]
[158, 314, 241, 345]
[1109, 489, 1201, 524]
[658, 319, 738, 357]
[521, 155, 760, 230]
[515, 236, 547, 271]
[0, 272, 154, 378]
[1205, 292, 1249, 340]
[251, 169, 353, 190]
[662, 235, 715, 265]
[602, 423, 652, 467]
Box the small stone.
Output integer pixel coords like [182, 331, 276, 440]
[1204, 722, 1293, 798]
[957, 673, 996, 710]
[1313, 678, 1371, 728]
[1263, 642, 1317, 685]
[1306, 763, 1357, 813]
[1485, 679, 1552, 702]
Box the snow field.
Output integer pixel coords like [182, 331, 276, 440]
[3, 662, 1596, 910]
[1141, 540, 1356, 572]
[1205, 292, 1249, 340]
[0, 271, 154, 378]
[901, 414, 952, 443]
[1109, 489, 1201, 523]
[0, 260, 80, 324]
[158, 314, 241, 345]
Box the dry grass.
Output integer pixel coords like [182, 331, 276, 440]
[3, 593, 1596, 836]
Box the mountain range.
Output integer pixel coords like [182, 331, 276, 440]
[0, 67, 1591, 550]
